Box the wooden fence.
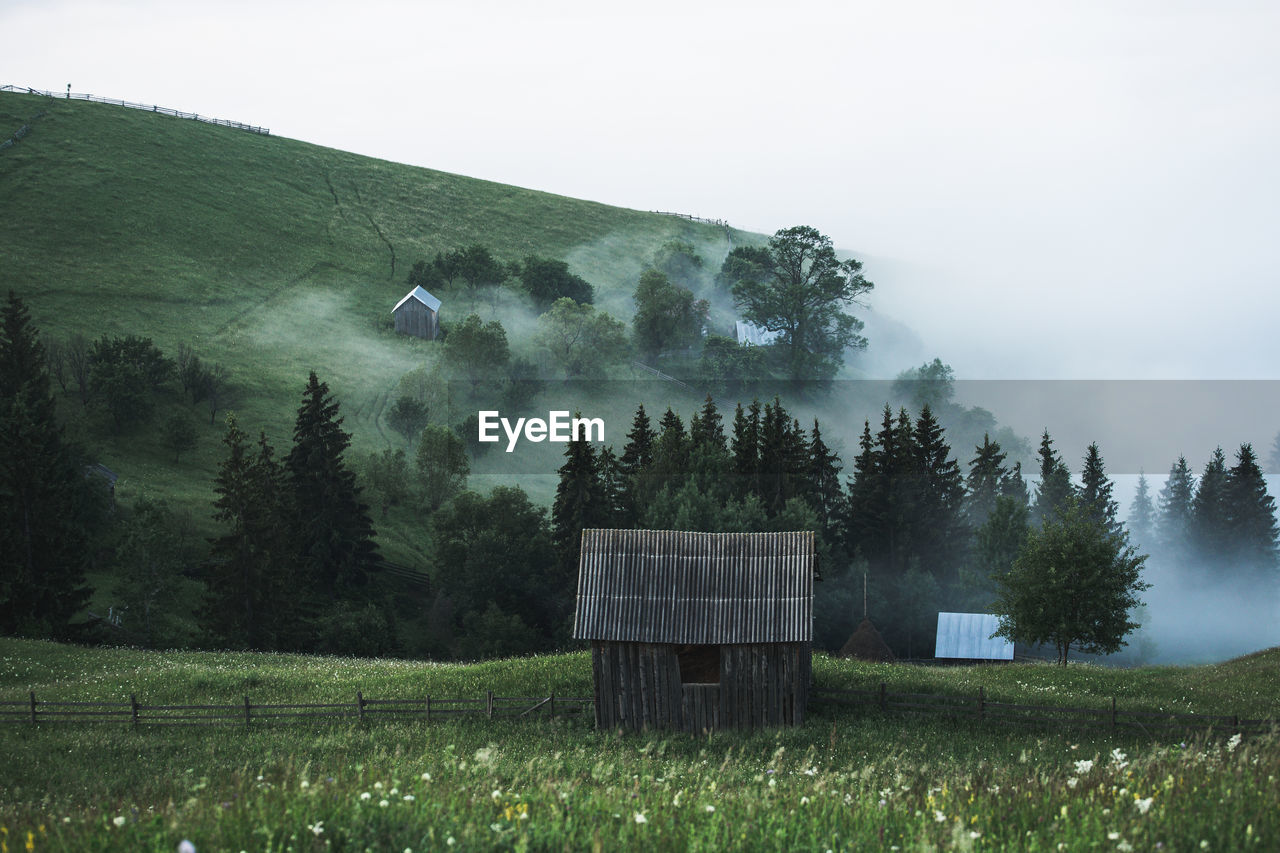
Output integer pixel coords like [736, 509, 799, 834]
[0, 84, 269, 135]
[650, 211, 730, 228]
[811, 683, 1275, 737]
[0, 690, 591, 728]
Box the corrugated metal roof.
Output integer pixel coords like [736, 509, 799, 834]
[734, 320, 781, 347]
[392, 285, 442, 314]
[572, 529, 815, 644]
[933, 612, 1014, 660]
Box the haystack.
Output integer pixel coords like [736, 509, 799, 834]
[839, 618, 896, 662]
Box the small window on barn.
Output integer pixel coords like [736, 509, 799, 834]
[676, 645, 721, 684]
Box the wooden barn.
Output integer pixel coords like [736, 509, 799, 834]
[392, 285, 441, 340]
[572, 529, 815, 732]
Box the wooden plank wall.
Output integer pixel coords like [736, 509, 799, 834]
[593, 641, 811, 732]
[394, 300, 437, 340]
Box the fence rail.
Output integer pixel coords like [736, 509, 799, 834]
[0, 84, 269, 135]
[811, 683, 1275, 736]
[2, 689, 591, 728]
[650, 210, 730, 227]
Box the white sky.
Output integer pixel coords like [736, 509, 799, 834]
[5, 0, 1279, 380]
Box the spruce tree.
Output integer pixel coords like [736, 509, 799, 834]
[206, 419, 296, 649]
[1128, 471, 1156, 552]
[1190, 447, 1230, 564]
[1268, 431, 1280, 476]
[911, 404, 966, 583]
[806, 419, 843, 539]
[1001, 461, 1030, 506]
[689, 394, 726, 454]
[1078, 442, 1121, 535]
[1031, 430, 1074, 526]
[597, 447, 626, 529]
[842, 419, 880, 561]
[617, 404, 655, 526]
[285, 372, 377, 591]
[759, 398, 807, 515]
[1157, 456, 1195, 555]
[551, 427, 605, 571]
[1224, 443, 1279, 573]
[730, 400, 762, 498]
[966, 433, 1008, 528]
[0, 292, 94, 637]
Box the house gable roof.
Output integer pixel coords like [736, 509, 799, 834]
[393, 285, 442, 314]
[572, 529, 815, 644]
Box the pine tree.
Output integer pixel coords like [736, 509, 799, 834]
[1031, 430, 1074, 526]
[1128, 471, 1156, 552]
[1078, 442, 1121, 535]
[910, 405, 966, 588]
[806, 419, 843, 538]
[842, 419, 880, 560]
[1157, 456, 1195, 555]
[731, 400, 762, 498]
[1190, 447, 1230, 564]
[1224, 443, 1279, 573]
[597, 446, 626, 528]
[759, 398, 807, 515]
[285, 372, 377, 591]
[551, 427, 605, 571]
[647, 407, 691, 499]
[617, 404, 655, 526]
[965, 433, 1008, 528]
[0, 292, 94, 638]
[206, 419, 296, 649]
[689, 394, 726, 455]
[1001, 461, 1029, 506]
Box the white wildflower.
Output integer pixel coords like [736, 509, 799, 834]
[446, 837, 455, 847]
[1108, 832, 1120, 841]
[307, 822, 324, 837]
[1228, 733, 1242, 753]
[491, 790, 502, 801]
[179, 842, 197, 853]
[634, 812, 647, 824]
[360, 792, 371, 801]
[800, 796, 810, 805]
[374, 782, 384, 790]
[705, 805, 715, 813]
[421, 772, 432, 782]
[1067, 777, 1079, 789]
[1110, 749, 1128, 769]
[1074, 759, 1094, 774]
[1117, 842, 1134, 852]
[299, 780, 310, 790]
[934, 810, 946, 823]
[1134, 797, 1153, 815]
[403, 794, 415, 802]
[969, 831, 981, 840]
[379, 799, 390, 808]
[112, 817, 127, 827]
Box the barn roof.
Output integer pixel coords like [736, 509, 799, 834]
[572, 529, 815, 644]
[933, 612, 1014, 660]
[393, 285, 442, 314]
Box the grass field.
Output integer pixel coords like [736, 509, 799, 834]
[1, 639, 1275, 851]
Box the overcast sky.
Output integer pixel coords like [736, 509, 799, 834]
[5, 0, 1279, 380]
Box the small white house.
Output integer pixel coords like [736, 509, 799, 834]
[392, 286, 442, 340]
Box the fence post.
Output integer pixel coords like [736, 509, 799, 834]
[550, 692, 555, 719]
[357, 691, 365, 722]
[29, 691, 36, 725]
[1110, 697, 1117, 731]
[486, 690, 494, 719]
[1232, 715, 1239, 734]
[130, 694, 139, 729]
[425, 695, 431, 722]
[978, 686, 985, 721]
[879, 682, 886, 712]
[244, 695, 251, 726]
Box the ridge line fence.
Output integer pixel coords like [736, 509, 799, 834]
[0, 690, 591, 729]
[811, 683, 1276, 737]
[650, 211, 730, 227]
[0, 84, 269, 135]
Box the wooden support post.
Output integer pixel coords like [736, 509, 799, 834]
[550, 692, 555, 719]
[879, 682, 886, 712]
[486, 690, 494, 719]
[130, 694, 139, 729]
[978, 686, 985, 721]
[29, 691, 36, 725]
[244, 695, 251, 726]
[1232, 715, 1239, 734]
[357, 691, 365, 722]
[1110, 697, 1117, 731]
[425, 696, 431, 723]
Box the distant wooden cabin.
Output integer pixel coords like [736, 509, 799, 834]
[572, 529, 815, 732]
[392, 286, 441, 340]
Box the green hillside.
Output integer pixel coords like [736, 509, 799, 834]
[0, 90, 753, 564]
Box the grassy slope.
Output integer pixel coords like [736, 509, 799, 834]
[0, 639, 1276, 851]
[0, 91, 751, 567]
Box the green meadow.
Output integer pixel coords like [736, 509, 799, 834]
[0, 639, 1276, 851]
